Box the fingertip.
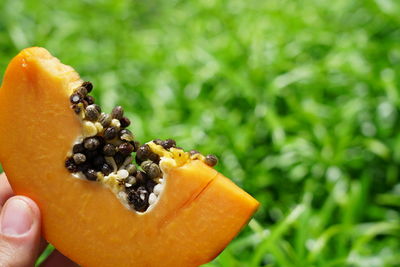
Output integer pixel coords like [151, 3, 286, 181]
[0, 196, 41, 238]
[0, 196, 42, 266]
[9, 196, 41, 225]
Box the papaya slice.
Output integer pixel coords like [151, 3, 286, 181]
[0, 47, 259, 267]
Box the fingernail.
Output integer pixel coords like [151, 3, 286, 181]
[0, 198, 33, 236]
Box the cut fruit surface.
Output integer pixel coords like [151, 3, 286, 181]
[0, 47, 259, 267]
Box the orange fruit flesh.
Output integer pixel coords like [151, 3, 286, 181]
[0, 47, 259, 267]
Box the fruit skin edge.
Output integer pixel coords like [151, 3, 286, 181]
[0, 47, 260, 267]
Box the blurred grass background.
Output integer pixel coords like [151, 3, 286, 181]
[1, 0, 400, 266]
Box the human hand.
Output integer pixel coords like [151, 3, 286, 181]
[0, 173, 77, 267]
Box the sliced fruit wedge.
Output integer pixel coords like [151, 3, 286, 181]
[0, 47, 259, 267]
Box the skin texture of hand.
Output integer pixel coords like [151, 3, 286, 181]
[0, 173, 78, 267]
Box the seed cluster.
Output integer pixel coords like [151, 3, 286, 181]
[65, 81, 218, 212]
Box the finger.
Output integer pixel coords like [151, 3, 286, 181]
[0, 175, 47, 260]
[40, 249, 78, 267]
[0, 196, 41, 267]
[0, 173, 13, 208]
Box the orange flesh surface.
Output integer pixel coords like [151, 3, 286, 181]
[0, 47, 259, 267]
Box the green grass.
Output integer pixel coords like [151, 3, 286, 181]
[1, 0, 400, 266]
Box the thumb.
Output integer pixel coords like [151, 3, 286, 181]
[0, 196, 41, 267]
